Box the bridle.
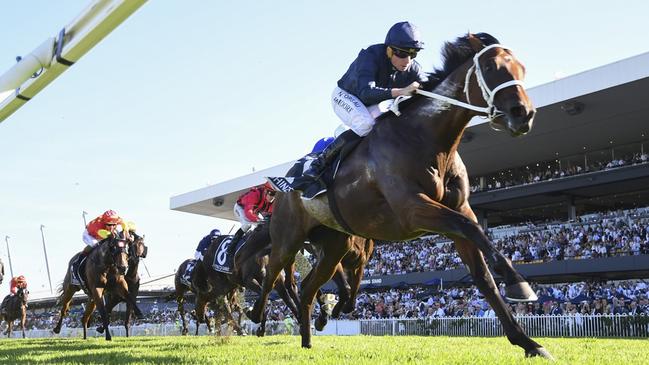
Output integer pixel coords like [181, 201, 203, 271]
[390, 43, 525, 125]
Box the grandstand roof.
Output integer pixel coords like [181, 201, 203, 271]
[171, 51, 649, 221]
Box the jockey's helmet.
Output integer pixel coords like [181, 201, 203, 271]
[101, 209, 121, 225]
[385, 21, 424, 50]
[210, 228, 221, 236]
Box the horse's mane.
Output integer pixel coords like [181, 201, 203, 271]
[422, 32, 500, 92]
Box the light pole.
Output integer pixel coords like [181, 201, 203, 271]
[82, 211, 88, 227]
[40, 225, 54, 294]
[4, 235, 14, 278]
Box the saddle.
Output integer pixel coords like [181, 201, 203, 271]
[268, 138, 362, 200]
[71, 255, 89, 294]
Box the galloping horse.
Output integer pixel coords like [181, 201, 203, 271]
[173, 258, 217, 335]
[97, 232, 148, 337]
[194, 224, 300, 336]
[249, 33, 551, 358]
[53, 235, 143, 340]
[0, 287, 28, 338]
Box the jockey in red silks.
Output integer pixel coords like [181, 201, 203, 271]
[10, 275, 27, 295]
[227, 182, 276, 258]
[71, 210, 131, 285]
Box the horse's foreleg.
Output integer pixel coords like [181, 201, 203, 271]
[21, 309, 26, 338]
[405, 200, 534, 301]
[453, 237, 553, 359]
[115, 281, 143, 318]
[124, 303, 131, 337]
[177, 291, 188, 336]
[7, 319, 12, 338]
[90, 287, 111, 341]
[247, 231, 305, 324]
[81, 299, 96, 340]
[194, 294, 209, 336]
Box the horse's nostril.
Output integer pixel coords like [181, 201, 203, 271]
[510, 105, 525, 118]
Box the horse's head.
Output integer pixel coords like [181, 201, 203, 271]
[17, 287, 28, 304]
[465, 33, 535, 136]
[129, 232, 148, 259]
[106, 237, 130, 275]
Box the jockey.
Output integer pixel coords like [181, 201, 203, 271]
[298, 21, 428, 187]
[195, 228, 222, 261]
[9, 275, 27, 295]
[228, 182, 276, 258]
[0, 275, 27, 312]
[71, 210, 129, 284]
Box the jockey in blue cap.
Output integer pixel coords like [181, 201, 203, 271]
[297, 21, 428, 190]
[194, 229, 221, 261]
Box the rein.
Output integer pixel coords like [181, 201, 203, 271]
[389, 43, 525, 123]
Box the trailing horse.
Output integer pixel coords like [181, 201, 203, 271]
[53, 235, 143, 340]
[96, 232, 148, 337]
[250, 33, 552, 359]
[191, 224, 300, 337]
[0, 287, 28, 338]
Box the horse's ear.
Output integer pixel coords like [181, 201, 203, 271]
[467, 33, 484, 52]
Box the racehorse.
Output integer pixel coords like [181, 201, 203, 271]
[194, 224, 300, 337]
[173, 258, 217, 335]
[53, 235, 143, 340]
[0, 287, 28, 338]
[249, 33, 552, 358]
[96, 232, 148, 337]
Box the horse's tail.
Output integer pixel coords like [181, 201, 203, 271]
[54, 281, 66, 306]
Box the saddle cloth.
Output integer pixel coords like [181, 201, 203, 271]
[180, 260, 196, 287]
[71, 256, 89, 294]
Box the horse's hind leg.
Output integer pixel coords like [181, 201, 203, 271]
[53, 286, 77, 334]
[299, 233, 351, 348]
[21, 310, 26, 338]
[330, 264, 350, 318]
[453, 237, 553, 359]
[194, 294, 209, 336]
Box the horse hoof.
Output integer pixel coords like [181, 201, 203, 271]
[255, 327, 265, 337]
[526, 347, 555, 361]
[301, 342, 312, 349]
[505, 282, 538, 302]
[96, 326, 104, 334]
[314, 317, 327, 332]
[52, 327, 60, 334]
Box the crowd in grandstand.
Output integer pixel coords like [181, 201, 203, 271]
[469, 149, 648, 193]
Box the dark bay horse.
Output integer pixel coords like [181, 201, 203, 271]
[173, 258, 217, 335]
[0, 287, 28, 338]
[53, 236, 143, 340]
[250, 33, 551, 358]
[97, 232, 148, 337]
[194, 225, 300, 337]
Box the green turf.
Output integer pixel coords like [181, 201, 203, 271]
[0, 335, 646, 365]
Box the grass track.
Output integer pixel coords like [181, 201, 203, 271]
[0, 335, 646, 364]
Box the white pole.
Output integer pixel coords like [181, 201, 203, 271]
[40, 225, 54, 294]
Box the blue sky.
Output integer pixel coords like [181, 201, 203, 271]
[1, 0, 648, 296]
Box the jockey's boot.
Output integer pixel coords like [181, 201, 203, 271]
[71, 246, 93, 286]
[302, 129, 360, 180]
[227, 229, 245, 262]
